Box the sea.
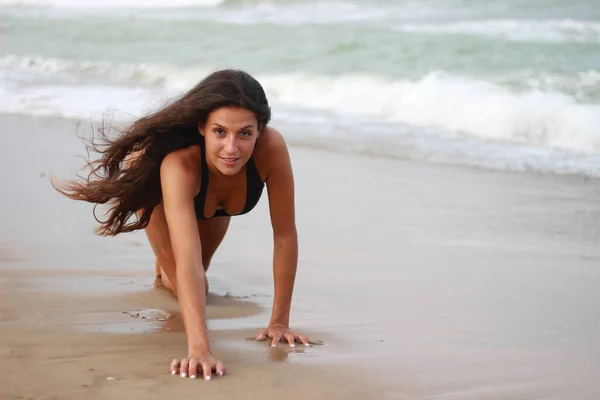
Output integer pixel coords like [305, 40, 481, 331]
[1, 0, 600, 176]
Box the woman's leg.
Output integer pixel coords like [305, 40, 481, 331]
[197, 216, 231, 271]
[143, 204, 230, 297]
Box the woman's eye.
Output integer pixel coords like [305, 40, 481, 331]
[214, 128, 225, 135]
[240, 131, 251, 137]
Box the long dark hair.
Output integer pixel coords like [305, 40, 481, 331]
[53, 69, 271, 236]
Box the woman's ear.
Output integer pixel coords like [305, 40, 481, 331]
[197, 121, 205, 136]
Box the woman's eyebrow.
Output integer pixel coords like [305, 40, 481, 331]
[211, 123, 255, 130]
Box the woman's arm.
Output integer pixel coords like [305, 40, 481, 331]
[160, 152, 225, 379]
[256, 128, 309, 347]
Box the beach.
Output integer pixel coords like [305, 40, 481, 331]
[2, 0, 600, 398]
[2, 115, 599, 399]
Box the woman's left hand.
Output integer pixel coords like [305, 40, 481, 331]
[255, 325, 310, 347]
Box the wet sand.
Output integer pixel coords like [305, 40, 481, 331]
[1, 115, 600, 399]
[0, 268, 380, 400]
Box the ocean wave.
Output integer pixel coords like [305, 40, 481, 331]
[395, 19, 600, 44]
[0, 55, 210, 87]
[215, 1, 386, 25]
[495, 69, 600, 102]
[0, 0, 431, 25]
[5, 1, 598, 42]
[0, 0, 223, 8]
[260, 71, 600, 154]
[2, 55, 600, 155]
[0, 84, 158, 120]
[5, 54, 599, 99]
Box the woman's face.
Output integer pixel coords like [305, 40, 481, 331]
[199, 106, 260, 177]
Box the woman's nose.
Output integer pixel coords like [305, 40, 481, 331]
[225, 135, 238, 153]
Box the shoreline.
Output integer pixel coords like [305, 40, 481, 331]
[3, 112, 600, 181]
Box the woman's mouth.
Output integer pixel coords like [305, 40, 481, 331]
[220, 157, 240, 166]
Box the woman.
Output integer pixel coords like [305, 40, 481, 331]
[54, 69, 309, 381]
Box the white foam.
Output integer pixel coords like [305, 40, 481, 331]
[259, 71, 600, 154]
[6, 55, 599, 100]
[213, 1, 390, 25]
[0, 0, 223, 8]
[396, 19, 600, 44]
[2, 55, 600, 156]
[0, 55, 212, 88]
[0, 0, 406, 24]
[0, 84, 159, 120]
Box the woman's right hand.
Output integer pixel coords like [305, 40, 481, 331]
[170, 352, 226, 380]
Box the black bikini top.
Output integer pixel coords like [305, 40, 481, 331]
[193, 135, 265, 220]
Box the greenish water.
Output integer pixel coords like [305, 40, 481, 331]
[1, 0, 600, 175]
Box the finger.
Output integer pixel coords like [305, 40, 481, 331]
[296, 334, 310, 346]
[284, 332, 296, 348]
[270, 332, 283, 347]
[188, 358, 199, 379]
[215, 360, 226, 377]
[180, 358, 190, 378]
[170, 359, 180, 375]
[255, 329, 268, 341]
[201, 362, 212, 381]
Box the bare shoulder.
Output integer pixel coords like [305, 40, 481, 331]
[161, 145, 201, 171]
[254, 126, 291, 180]
[160, 145, 202, 196]
[255, 126, 288, 154]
